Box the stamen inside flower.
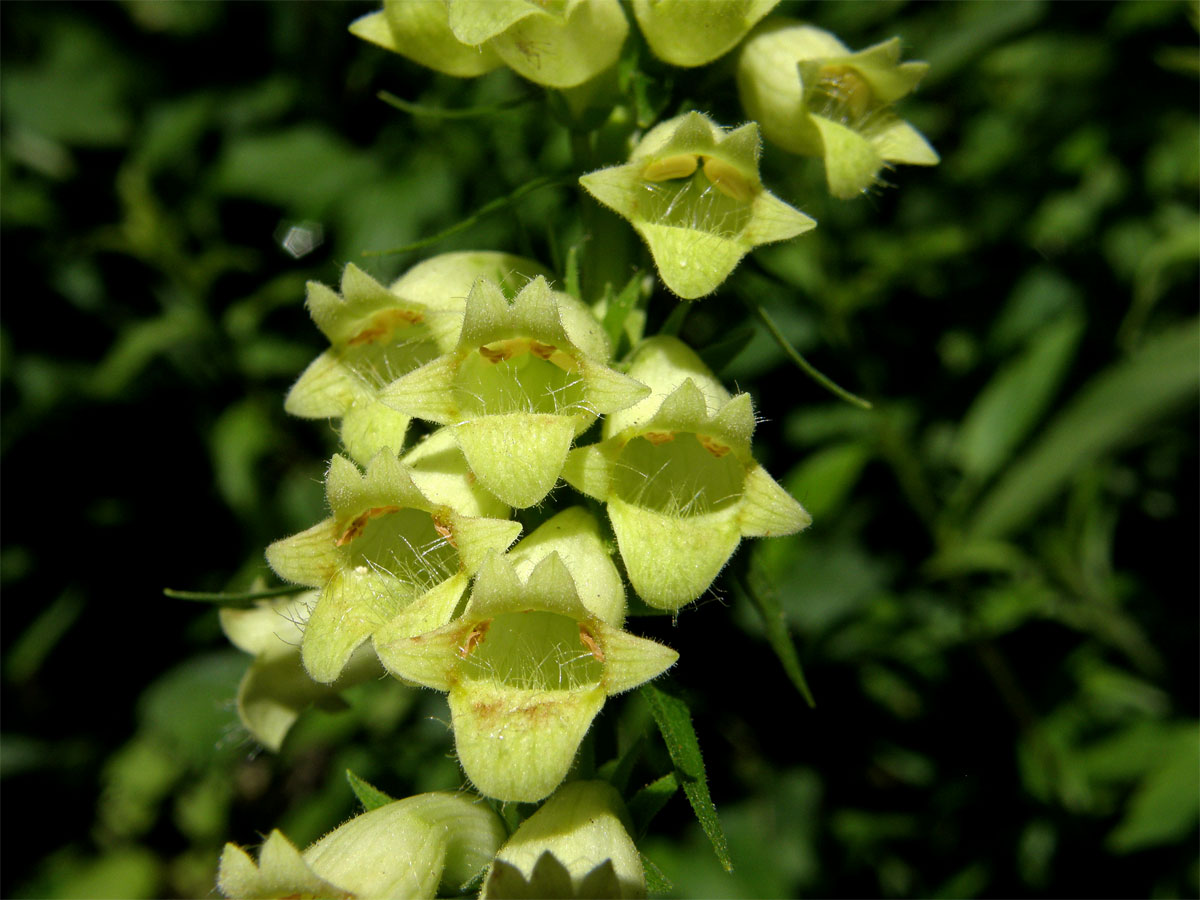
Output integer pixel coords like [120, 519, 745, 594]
[341, 507, 459, 594]
[637, 155, 756, 237]
[613, 432, 745, 517]
[454, 343, 586, 416]
[458, 611, 603, 690]
[812, 64, 874, 124]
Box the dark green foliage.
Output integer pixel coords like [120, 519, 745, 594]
[2, 1, 1196, 898]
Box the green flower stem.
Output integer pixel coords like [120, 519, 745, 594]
[163, 585, 307, 606]
[361, 175, 574, 258]
[377, 89, 531, 119]
[740, 292, 873, 410]
[572, 131, 637, 306]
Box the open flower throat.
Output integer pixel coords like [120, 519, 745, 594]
[457, 611, 604, 691]
[613, 432, 746, 517]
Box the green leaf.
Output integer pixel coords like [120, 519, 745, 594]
[640, 852, 674, 894]
[956, 310, 1085, 482]
[628, 772, 679, 838]
[641, 683, 733, 872]
[345, 769, 394, 813]
[734, 573, 817, 707]
[602, 271, 643, 352]
[970, 320, 1200, 539]
[1107, 726, 1200, 853]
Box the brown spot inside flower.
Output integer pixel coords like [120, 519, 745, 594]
[336, 505, 401, 546]
[346, 308, 424, 346]
[643, 431, 675, 445]
[697, 434, 731, 458]
[578, 625, 605, 663]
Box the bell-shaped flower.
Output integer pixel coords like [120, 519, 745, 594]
[563, 336, 810, 610]
[374, 552, 677, 802]
[220, 592, 383, 752]
[378, 276, 649, 509]
[350, 0, 628, 89]
[737, 18, 939, 198]
[579, 112, 815, 299]
[286, 254, 551, 464]
[218, 791, 506, 899]
[265, 451, 521, 684]
[482, 780, 645, 899]
[632, 0, 778, 68]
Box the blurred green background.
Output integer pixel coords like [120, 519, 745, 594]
[2, 1, 1197, 897]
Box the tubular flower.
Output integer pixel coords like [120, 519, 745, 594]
[220, 592, 383, 752]
[632, 0, 778, 68]
[350, 0, 629, 89]
[737, 18, 938, 198]
[217, 792, 506, 900]
[374, 552, 678, 802]
[563, 336, 810, 610]
[482, 781, 645, 899]
[265, 451, 521, 684]
[378, 276, 650, 509]
[579, 111, 815, 299]
[286, 254, 550, 464]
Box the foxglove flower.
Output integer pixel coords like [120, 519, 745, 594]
[564, 336, 810, 609]
[379, 276, 649, 508]
[351, 0, 628, 89]
[580, 112, 815, 299]
[286, 254, 550, 464]
[220, 592, 382, 751]
[265, 451, 521, 683]
[737, 19, 938, 198]
[483, 781, 644, 899]
[218, 792, 505, 899]
[632, 0, 778, 68]
[374, 552, 677, 802]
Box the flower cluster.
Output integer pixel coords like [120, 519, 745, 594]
[227, 255, 807, 805]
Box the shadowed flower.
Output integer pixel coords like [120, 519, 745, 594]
[737, 18, 938, 198]
[580, 112, 815, 299]
[218, 792, 506, 899]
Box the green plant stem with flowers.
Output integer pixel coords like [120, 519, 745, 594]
[207, 2, 938, 897]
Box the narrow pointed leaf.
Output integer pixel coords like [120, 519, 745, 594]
[346, 769, 395, 812]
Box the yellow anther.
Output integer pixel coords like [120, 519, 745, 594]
[702, 156, 756, 203]
[346, 308, 424, 346]
[817, 64, 873, 120]
[641, 154, 700, 182]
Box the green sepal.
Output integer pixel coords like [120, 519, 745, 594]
[218, 830, 338, 900]
[593, 618, 679, 694]
[371, 572, 470, 658]
[377, 354, 462, 425]
[632, 0, 778, 68]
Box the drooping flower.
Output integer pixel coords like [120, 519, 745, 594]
[378, 275, 649, 508]
[563, 336, 810, 610]
[737, 18, 938, 198]
[631, 0, 778, 68]
[219, 592, 383, 752]
[579, 112, 815, 299]
[285, 254, 550, 464]
[482, 780, 645, 899]
[265, 451, 521, 684]
[217, 792, 506, 899]
[350, 0, 629, 89]
[374, 552, 677, 802]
